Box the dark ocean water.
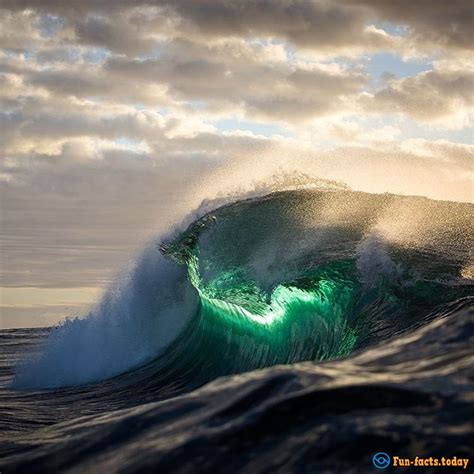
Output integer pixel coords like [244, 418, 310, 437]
[0, 189, 473, 473]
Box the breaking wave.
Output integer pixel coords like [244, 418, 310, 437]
[12, 187, 473, 391]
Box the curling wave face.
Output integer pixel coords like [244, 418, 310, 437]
[11, 188, 473, 391]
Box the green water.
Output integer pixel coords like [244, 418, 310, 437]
[189, 249, 359, 363]
[154, 189, 473, 384]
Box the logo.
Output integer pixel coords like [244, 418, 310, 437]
[373, 452, 391, 469]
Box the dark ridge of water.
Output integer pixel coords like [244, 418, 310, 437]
[0, 299, 472, 473]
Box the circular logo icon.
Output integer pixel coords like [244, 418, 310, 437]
[372, 452, 391, 469]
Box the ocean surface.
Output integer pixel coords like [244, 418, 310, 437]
[0, 189, 473, 473]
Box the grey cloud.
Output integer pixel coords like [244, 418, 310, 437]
[0, 9, 44, 52]
[22, 65, 170, 106]
[365, 67, 474, 121]
[73, 13, 160, 55]
[158, 0, 474, 53]
[1, 1, 471, 125]
[0, 106, 171, 154]
[169, 1, 382, 52]
[350, 0, 474, 52]
[2, 0, 472, 55]
[1, 40, 366, 122]
[1, 1, 391, 55]
[35, 46, 81, 63]
[104, 47, 367, 120]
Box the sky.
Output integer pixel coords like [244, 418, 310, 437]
[0, 0, 473, 328]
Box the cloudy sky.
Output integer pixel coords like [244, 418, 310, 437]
[0, 0, 473, 327]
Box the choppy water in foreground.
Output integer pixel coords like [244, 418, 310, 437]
[1, 189, 473, 473]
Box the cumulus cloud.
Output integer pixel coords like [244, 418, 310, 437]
[1, 1, 396, 55]
[351, 0, 474, 53]
[4, 0, 470, 54]
[0, 46, 367, 123]
[362, 63, 474, 125]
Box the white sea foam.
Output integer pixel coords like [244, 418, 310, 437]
[13, 245, 197, 389]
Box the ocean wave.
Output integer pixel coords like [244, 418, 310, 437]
[12, 188, 473, 391]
